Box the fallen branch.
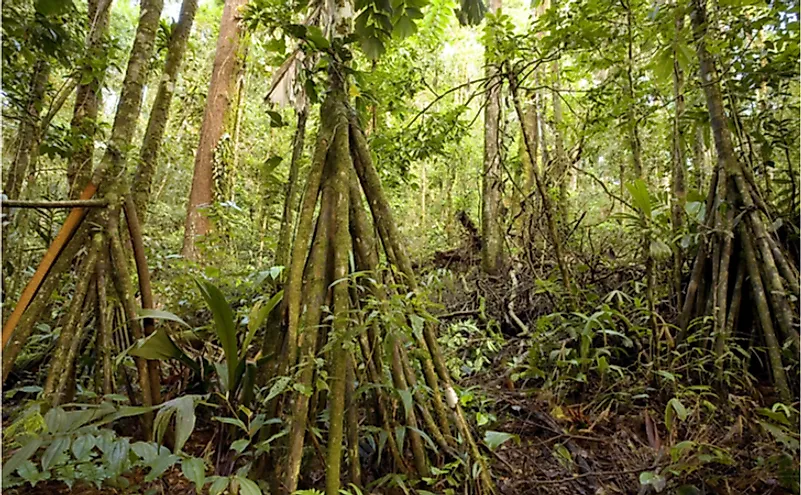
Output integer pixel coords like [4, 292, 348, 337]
[1, 199, 108, 209]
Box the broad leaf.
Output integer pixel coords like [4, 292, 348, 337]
[182, 456, 206, 488]
[195, 279, 239, 391]
[237, 476, 263, 495]
[136, 309, 191, 327]
[2, 438, 42, 482]
[483, 430, 514, 450]
[626, 179, 652, 219]
[41, 436, 70, 471]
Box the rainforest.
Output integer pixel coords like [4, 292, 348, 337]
[0, 0, 799, 493]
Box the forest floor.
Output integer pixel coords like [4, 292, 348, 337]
[3, 337, 795, 495]
[3, 242, 797, 495]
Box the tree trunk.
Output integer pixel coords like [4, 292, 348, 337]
[275, 108, 308, 269]
[67, 0, 112, 198]
[481, 0, 504, 275]
[5, 60, 49, 200]
[671, 10, 687, 309]
[689, 0, 797, 396]
[134, 0, 199, 222]
[181, 0, 248, 260]
[2, 0, 164, 413]
[624, 0, 657, 343]
[551, 59, 569, 224]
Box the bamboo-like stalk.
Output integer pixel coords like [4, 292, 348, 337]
[281, 112, 335, 374]
[740, 229, 791, 403]
[2, 225, 89, 385]
[715, 261, 744, 387]
[400, 347, 453, 455]
[765, 234, 800, 296]
[326, 119, 353, 495]
[42, 236, 101, 404]
[52, 279, 99, 404]
[276, 109, 309, 269]
[124, 197, 162, 405]
[388, 334, 430, 477]
[283, 164, 335, 495]
[2, 183, 98, 352]
[349, 110, 494, 493]
[713, 186, 736, 354]
[678, 167, 719, 336]
[96, 238, 113, 396]
[108, 209, 153, 437]
[345, 354, 361, 488]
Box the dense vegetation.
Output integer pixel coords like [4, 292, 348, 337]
[1, 0, 799, 493]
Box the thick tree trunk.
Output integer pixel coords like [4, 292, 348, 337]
[481, 0, 504, 274]
[67, 0, 112, 198]
[182, 0, 247, 260]
[134, 0, 199, 222]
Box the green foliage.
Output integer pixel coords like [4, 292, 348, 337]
[1, 397, 205, 491]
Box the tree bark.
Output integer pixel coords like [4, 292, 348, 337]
[671, 10, 687, 309]
[275, 109, 308, 269]
[67, 0, 112, 198]
[5, 60, 49, 200]
[133, 0, 199, 222]
[181, 0, 247, 260]
[481, 0, 504, 274]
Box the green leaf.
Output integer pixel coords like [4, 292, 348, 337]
[757, 407, 791, 426]
[71, 434, 96, 461]
[173, 396, 197, 452]
[3, 438, 42, 482]
[195, 279, 239, 391]
[35, 0, 73, 16]
[639, 471, 666, 492]
[393, 15, 417, 39]
[144, 452, 179, 482]
[398, 389, 413, 419]
[136, 309, 191, 327]
[265, 376, 291, 403]
[41, 437, 69, 471]
[409, 314, 424, 340]
[242, 291, 283, 360]
[213, 416, 248, 432]
[360, 35, 386, 60]
[231, 439, 250, 454]
[129, 328, 186, 361]
[44, 407, 67, 434]
[306, 26, 330, 49]
[395, 426, 406, 451]
[153, 405, 176, 450]
[670, 440, 695, 462]
[131, 442, 158, 463]
[16, 460, 39, 483]
[209, 476, 230, 495]
[483, 430, 514, 450]
[626, 179, 652, 218]
[236, 476, 262, 495]
[106, 438, 130, 474]
[668, 398, 688, 420]
[182, 457, 206, 488]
